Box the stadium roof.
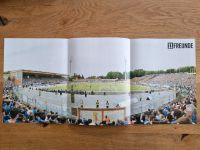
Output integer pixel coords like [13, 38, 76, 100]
[5, 69, 67, 77]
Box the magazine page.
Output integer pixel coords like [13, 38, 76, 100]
[3, 38, 69, 124]
[67, 38, 131, 126]
[130, 39, 196, 124]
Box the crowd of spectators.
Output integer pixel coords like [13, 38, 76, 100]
[68, 116, 129, 126]
[22, 77, 99, 96]
[131, 73, 195, 90]
[131, 73, 196, 124]
[2, 94, 67, 124]
[3, 73, 196, 125]
[22, 77, 67, 87]
[2, 94, 128, 125]
[131, 96, 196, 124]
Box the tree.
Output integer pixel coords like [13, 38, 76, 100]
[81, 75, 84, 79]
[177, 66, 196, 73]
[87, 76, 97, 79]
[129, 69, 145, 78]
[106, 71, 123, 79]
[166, 69, 176, 73]
[98, 75, 106, 79]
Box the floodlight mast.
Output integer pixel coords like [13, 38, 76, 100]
[124, 57, 127, 80]
[69, 58, 72, 76]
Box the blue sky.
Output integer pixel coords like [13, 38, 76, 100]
[131, 39, 196, 71]
[69, 38, 130, 77]
[4, 38, 68, 74]
[4, 38, 195, 76]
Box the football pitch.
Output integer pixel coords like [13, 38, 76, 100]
[48, 82, 151, 92]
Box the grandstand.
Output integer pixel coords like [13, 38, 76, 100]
[3, 70, 196, 125]
[4, 70, 68, 87]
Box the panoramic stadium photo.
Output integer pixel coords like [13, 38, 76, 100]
[130, 39, 196, 124]
[2, 38, 196, 125]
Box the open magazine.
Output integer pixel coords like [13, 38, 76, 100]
[3, 38, 196, 125]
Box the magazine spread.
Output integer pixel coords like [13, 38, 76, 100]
[3, 38, 196, 125]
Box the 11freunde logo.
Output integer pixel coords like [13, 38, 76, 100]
[168, 42, 194, 49]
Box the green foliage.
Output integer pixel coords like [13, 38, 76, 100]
[166, 68, 176, 73]
[70, 73, 84, 80]
[97, 76, 106, 79]
[71, 66, 195, 80]
[177, 66, 196, 73]
[87, 76, 97, 79]
[106, 71, 123, 79]
[130, 69, 145, 78]
[129, 66, 195, 79]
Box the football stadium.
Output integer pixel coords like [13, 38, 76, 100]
[130, 71, 196, 125]
[3, 70, 131, 125]
[3, 70, 69, 124]
[3, 38, 196, 125]
[3, 69, 197, 125]
[3, 68, 197, 125]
